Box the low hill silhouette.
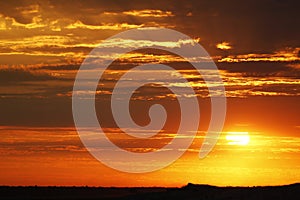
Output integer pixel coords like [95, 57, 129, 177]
[1, 183, 299, 200]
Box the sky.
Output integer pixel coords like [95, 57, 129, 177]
[0, 0, 299, 186]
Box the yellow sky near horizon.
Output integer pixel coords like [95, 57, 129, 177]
[1, 126, 300, 187]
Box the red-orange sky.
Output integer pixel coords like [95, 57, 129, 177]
[0, 0, 299, 187]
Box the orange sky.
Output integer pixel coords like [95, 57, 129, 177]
[0, 0, 299, 186]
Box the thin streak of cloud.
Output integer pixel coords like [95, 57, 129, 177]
[96, 37, 201, 49]
[104, 9, 174, 18]
[66, 20, 144, 30]
[218, 48, 300, 62]
[122, 9, 174, 17]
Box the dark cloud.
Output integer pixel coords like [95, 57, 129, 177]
[1, 0, 299, 54]
[39, 64, 80, 71]
[0, 0, 34, 24]
[0, 68, 55, 83]
[171, 0, 300, 55]
[0, 97, 74, 127]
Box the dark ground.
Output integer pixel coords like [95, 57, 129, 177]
[1, 183, 299, 200]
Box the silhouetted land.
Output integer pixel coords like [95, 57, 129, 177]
[1, 183, 299, 200]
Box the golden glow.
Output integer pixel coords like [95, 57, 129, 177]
[0, 1, 300, 188]
[226, 132, 250, 145]
[1, 127, 300, 186]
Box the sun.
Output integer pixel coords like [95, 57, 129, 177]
[226, 132, 250, 145]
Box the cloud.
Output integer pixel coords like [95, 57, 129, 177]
[16, 4, 40, 16]
[216, 42, 232, 50]
[186, 12, 193, 17]
[0, 14, 47, 30]
[0, 126, 86, 155]
[218, 48, 300, 63]
[1, 126, 300, 157]
[90, 37, 202, 50]
[0, 0, 299, 101]
[0, 13, 62, 31]
[66, 20, 144, 30]
[111, 51, 210, 66]
[0, 67, 58, 83]
[121, 9, 174, 17]
[0, 13, 146, 31]
[103, 9, 174, 18]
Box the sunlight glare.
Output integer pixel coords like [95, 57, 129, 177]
[226, 132, 250, 145]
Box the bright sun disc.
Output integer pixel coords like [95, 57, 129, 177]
[226, 132, 250, 145]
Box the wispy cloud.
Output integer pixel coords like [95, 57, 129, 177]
[104, 9, 174, 18]
[91, 37, 202, 50]
[15, 4, 40, 15]
[66, 20, 144, 30]
[123, 9, 174, 17]
[218, 48, 300, 62]
[0, 14, 47, 30]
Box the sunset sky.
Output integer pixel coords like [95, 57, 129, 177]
[0, 0, 299, 187]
